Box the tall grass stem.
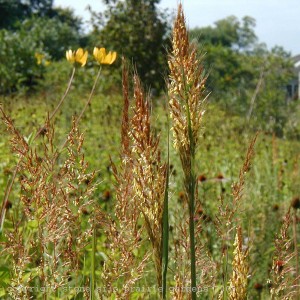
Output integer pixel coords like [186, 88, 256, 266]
[161, 113, 170, 299]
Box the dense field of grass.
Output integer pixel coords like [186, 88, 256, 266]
[1, 84, 299, 299]
[0, 5, 299, 300]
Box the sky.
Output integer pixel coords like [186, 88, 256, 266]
[53, 0, 300, 56]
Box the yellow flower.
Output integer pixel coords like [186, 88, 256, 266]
[66, 48, 88, 67]
[93, 47, 117, 65]
[35, 52, 51, 66]
[35, 52, 44, 65]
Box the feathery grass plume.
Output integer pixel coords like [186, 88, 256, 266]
[130, 72, 167, 290]
[214, 133, 257, 298]
[270, 209, 299, 299]
[101, 63, 167, 295]
[168, 4, 208, 297]
[229, 133, 258, 225]
[1, 112, 95, 297]
[168, 4, 207, 156]
[100, 61, 149, 299]
[228, 226, 249, 300]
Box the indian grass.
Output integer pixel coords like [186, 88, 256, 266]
[168, 4, 208, 298]
[0, 4, 299, 300]
[228, 226, 249, 300]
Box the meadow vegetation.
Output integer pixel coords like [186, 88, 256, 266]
[0, 1, 300, 299]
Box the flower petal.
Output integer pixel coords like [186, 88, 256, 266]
[110, 51, 117, 64]
[79, 50, 88, 67]
[93, 47, 98, 58]
[66, 50, 76, 63]
[75, 48, 84, 60]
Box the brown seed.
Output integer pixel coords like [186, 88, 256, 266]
[198, 174, 207, 182]
[253, 283, 263, 291]
[81, 208, 89, 215]
[103, 190, 111, 201]
[5, 201, 12, 210]
[216, 173, 224, 180]
[84, 178, 91, 185]
[39, 127, 47, 136]
[291, 196, 300, 210]
[275, 260, 284, 273]
[178, 191, 185, 202]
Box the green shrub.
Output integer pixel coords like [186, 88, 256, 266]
[0, 29, 42, 93]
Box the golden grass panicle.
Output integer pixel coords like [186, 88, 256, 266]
[168, 4, 207, 154]
[130, 72, 167, 288]
[228, 226, 249, 300]
[215, 133, 258, 239]
[214, 134, 257, 299]
[168, 5, 208, 297]
[100, 63, 150, 299]
[102, 64, 166, 292]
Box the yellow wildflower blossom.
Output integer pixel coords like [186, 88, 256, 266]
[66, 48, 88, 67]
[93, 47, 117, 65]
[35, 52, 51, 66]
[35, 52, 44, 65]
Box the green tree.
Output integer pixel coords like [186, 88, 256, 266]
[89, 0, 170, 91]
[0, 2, 84, 94]
[190, 16, 295, 135]
[20, 16, 81, 60]
[0, 0, 29, 29]
[0, 29, 41, 93]
[190, 16, 257, 50]
[24, 0, 53, 16]
[252, 46, 295, 135]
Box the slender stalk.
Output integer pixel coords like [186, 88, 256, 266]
[162, 112, 170, 299]
[222, 241, 229, 300]
[91, 215, 96, 300]
[34, 67, 76, 140]
[184, 71, 197, 300]
[75, 67, 102, 127]
[188, 174, 197, 300]
[59, 66, 102, 152]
